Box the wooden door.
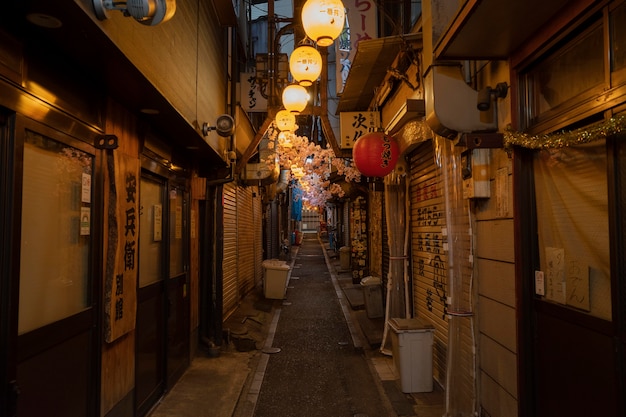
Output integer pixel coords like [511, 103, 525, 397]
[526, 140, 620, 416]
[166, 184, 189, 383]
[136, 174, 167, 416]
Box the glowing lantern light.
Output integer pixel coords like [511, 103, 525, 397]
[275, 109, 296, 131]
[278, 131, 293, 147]
[282, 84, 309, 113]
[352, 131, 399, 177]
[289, 45, 322, 87]
[301, 0, 345, 47]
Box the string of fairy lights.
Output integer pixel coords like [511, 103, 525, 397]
[503, 115, 626, 150]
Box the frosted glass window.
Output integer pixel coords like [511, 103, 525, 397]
[533, 141, 611, 320]
[139, 176, 164, 287]
[529, 25, 604, 115]
[611, 2, 626, 71]
[19, 131, 93, 334]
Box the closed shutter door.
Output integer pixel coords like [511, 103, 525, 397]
[253, 187, 264, 288]
[237, 185, 255, 295]
[222, 181, 238, 317]
[409, 141, 449, 386]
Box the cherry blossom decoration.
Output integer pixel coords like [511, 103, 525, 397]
[263, 125, 361, 208]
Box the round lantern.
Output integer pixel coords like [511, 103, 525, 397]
[301, 0, 346, 47]
[278, 131, 294, 147]
[275, 109, 296, 131]
[289, 45, 322, 87]
[352, 131, 399, 177]
[282, 84, 309, 113]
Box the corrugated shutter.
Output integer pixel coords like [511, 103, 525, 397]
[409, 140, 474, 396]
[222, 181, 238, 317]
[237, 185, 255, 295]
[252, 188, 263, 289]
[409, 141, 449, 386]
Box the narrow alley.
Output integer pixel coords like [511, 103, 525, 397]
[148, 233, 444, 417]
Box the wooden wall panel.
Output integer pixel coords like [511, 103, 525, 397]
[189, 176, 205, 334]
[480, 370, 519, 417]
[475, 219, 515, 263]
[100, 98, 139, 416]
[472, 147, 518, 416]
[479, 334, 518, 397]
[477, 258, 516, 308]
[81, 0, 227, 147]
[478, 296, 517, 353]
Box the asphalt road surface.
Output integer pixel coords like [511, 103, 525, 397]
[253, 234, 394, 417]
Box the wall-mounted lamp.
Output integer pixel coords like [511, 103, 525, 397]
[477, 82, 508, 111]
[301, 0, 346, 47]
[93, 0, 176, 26]
[202, 114, 235, 137]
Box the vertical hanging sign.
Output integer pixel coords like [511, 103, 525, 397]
[104, 151, 139, 343]
[241, 71, 268, 112]
[336, 0, 378, 95]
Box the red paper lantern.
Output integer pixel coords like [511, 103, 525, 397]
[352, 132, 399, 177]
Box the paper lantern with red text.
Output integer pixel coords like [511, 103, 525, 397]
[352, 131, 399, 177]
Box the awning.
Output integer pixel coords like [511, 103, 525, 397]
[337, 33, 422, 114]
[434, 0, 583, 60]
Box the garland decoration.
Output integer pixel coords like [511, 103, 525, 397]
[503, 115, 626, 150]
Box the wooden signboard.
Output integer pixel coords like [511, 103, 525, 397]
[104, 151, 138, 343]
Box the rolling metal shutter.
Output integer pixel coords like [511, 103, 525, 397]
[237, 186, 255, 295]
[409, 141, 449, 386]
[222, 181, 238, 317]
[409, 139, 474, 397]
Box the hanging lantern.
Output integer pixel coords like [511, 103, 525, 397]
[289, 45, 322, 87]
[282, 84, 309, 113]
[278, 131, 293, 148]
[352, 131, 400, 177]
[301, 0, 345, 47]
[275, 110, 296, 131]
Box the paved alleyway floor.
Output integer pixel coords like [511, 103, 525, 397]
[149, 233, 444, 417]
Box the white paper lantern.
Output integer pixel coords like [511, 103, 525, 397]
[301, 0, 345, 47]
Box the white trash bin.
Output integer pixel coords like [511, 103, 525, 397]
[360, 276, 383, 318]
[339, 246, 351, 270]
[262, 259, 290, 299]
[388, 317, 435, 393]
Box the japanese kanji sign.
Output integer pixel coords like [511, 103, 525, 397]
[339, 111, 379, 148]
[104, 151, 138, 343]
